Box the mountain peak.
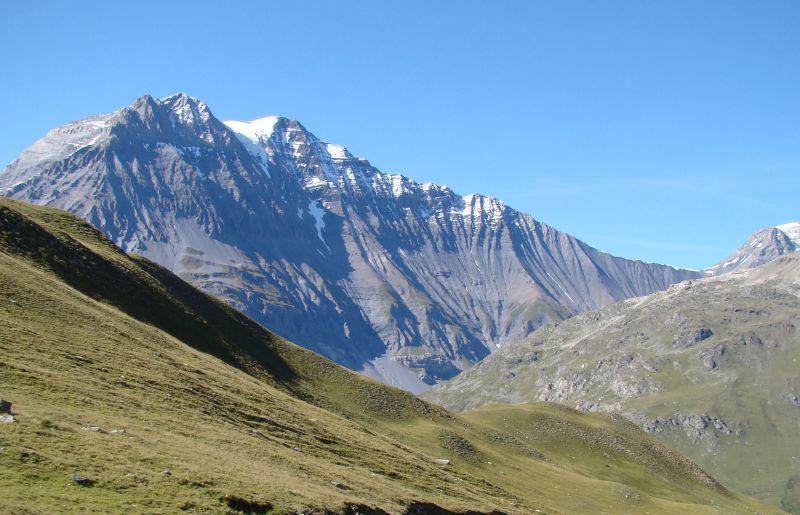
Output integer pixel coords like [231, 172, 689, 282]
[132, 94, 157, 109]
[223, 115, 359, 176]
[707, 223, 799, 275]
[158, 92, 202, 106]
[157, 93, 214, 128]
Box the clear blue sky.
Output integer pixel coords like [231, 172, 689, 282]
[2, 1, 798, 269]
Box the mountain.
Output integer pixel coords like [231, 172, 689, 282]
[707, 222, 800, 275]
[0, 93, 701, 392]
[0, 197, 775, 514]
[425, 253, 800, 510]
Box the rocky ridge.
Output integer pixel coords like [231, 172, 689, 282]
[1, 93, 701, 391]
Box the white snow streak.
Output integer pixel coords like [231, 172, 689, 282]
[307, 200, 330, 251]
[545, 271, 576, 305]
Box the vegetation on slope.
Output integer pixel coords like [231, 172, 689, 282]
[0, 198, 777, 513]
[425, 255, 800, 510]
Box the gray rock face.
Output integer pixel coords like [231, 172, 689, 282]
[0, 93, 700, 391]
[707, 223, 799, 275]
[642, 413, 732, 438]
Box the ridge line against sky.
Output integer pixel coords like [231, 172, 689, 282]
[1, 0, 798, 270]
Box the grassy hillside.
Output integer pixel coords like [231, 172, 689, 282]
[425, 255, 800, 511]
[0, 198, 778, 513]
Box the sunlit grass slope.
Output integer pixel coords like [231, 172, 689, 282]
[0, 198, 779, 514]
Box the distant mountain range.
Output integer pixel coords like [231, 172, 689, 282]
[0, 93, 701, 391]
[425, 252, 800, 509]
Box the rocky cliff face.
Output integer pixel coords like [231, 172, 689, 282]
[1, 93, 700, 391]
[425, 253, 800, 506]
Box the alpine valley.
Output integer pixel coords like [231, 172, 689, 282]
[3, 93, 798, 514]
[425, 252, 800, 510]
[0, 93, 701, 392]
[0, 197, 774, 514]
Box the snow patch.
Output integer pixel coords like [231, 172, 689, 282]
[4, 180, 30, 194]
[777, 222, 800, 245]
[307, 200, 329, 251]
[67, 136, 101, 156]
[458, 193, 505, 224]
[720, 257, 741, 268]
[305, 177, 331, 189]
[223, 118, 279, 175]
[386, 174, 406, 197]
[325, 143, 350, 160]
[461, 193, 477, 216]
[224, 117, 280, 144]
